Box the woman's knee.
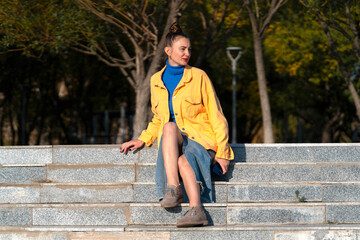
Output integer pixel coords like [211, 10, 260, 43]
[178, 155, 190, 171]
[162, 122, 178, 136]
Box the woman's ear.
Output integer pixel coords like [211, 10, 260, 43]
[164, 46, 171, 57]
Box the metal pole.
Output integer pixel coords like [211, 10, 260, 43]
[226, 47, 242, 143]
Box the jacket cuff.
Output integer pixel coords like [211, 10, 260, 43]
[138, 131, 154, 147]
[215, 146, 234, 160]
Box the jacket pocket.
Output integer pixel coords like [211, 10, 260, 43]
[183, 97, 202, 118]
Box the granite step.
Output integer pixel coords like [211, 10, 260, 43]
[2, 162, 360, 184]
[1, 202, 360, 226]
[1, 144, 360, 166]
[3, 182, 360, 204]
[2, 225, 360, 240]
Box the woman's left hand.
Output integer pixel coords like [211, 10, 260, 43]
[214, 157, 230, 174]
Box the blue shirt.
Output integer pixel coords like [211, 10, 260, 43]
[162, 60, 185, 123]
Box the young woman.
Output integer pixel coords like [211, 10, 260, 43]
[120, 23, 233, 227]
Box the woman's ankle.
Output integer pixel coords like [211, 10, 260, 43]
[188, 202, 201, 208]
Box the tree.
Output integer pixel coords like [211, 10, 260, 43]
[265, 2, 359, 143]
[300, 0, 360, 121]
[73, 0, 185, 138]
[182, 0, 245, 68]
[244, 0, 288, 143]
[0, 0, 185, 139]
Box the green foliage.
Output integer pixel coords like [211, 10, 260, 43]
[264, 6, 336, 84]
[0, 0, 105, 56]
[259, 1, 357, 142]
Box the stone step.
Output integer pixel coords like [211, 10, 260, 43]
[1, 202, 360, 226]
[1, 144, 360, 166]
[2, 162, 360, 184]
[3, 182, 360, 204]
[1, 225, 360, 240]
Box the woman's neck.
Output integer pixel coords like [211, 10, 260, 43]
[166, 60, 185, 75]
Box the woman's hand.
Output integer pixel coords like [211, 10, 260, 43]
[214, 157, 230, 174]
[120, 139, 145, 154]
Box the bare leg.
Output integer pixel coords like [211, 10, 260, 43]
[162, 122, 183, 186]
[178, 155, 201, 207]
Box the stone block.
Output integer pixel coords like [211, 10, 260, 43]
[139, 149, 158, 163]
[228, 206, 324, 224]
[0, 186, 40, 203]
[33, 207, 128, 226]
[47, 165, 135, 183]
[171, 231, 273, 240]
[0, 208, 32, 226]
[228, 164, 316, 183]
[68, 232, 170, 240]
[231, 144, 313, 163]
[0, 232, 67, 240]
[228, 185, 321, 202]
[318, 164, 360, 182]
[213, 184, 227, 203]
[312, 145, 360, 162]
[275, 230, 360, 240]
[136, 165, 156, 183]
[134, 184, 158, 202]
[0, 167, 46, 184]
[130, 206, 182, 225]
[130, 205, 226, 225]
[323, 185, 360, 202]
[327, 205, 360, 223]
[41, 184, 133, 203]
[53, 146, 137, 164]
[205, 207, 227, 225]
[0, 146, 52, 165]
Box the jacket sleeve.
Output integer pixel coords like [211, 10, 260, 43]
[138, 80, 161, 146]
[201, 73, 234, 160]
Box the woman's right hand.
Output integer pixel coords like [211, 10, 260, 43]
[120, 139, 145, 154]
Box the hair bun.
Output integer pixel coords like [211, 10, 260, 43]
[169, 22, 182, 34]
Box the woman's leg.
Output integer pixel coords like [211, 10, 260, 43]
[161, 122, 183, 186]
[177, 155, 208, 227]
[178, 155, 201, 207]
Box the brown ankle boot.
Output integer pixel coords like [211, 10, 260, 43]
[160, 185, 184, 208]
[176, 206, 209, 227]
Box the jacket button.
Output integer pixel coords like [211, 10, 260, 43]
[191, 137, 195, 139]
[182, 128, 185, 131]
[175, 113, 178, 116]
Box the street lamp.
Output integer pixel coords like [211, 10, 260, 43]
[226, 47, 242, 144]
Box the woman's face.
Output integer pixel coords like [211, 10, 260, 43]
[165, 37, 191, 66]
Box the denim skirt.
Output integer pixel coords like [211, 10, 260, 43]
[155, 134, 215, 203]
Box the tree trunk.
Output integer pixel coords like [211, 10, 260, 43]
[317, 12, 360, 122]
[253, 35, 274, 143]
[245, 0, 286, 143]
[131, 0, 183, 139]
[348, 81, 360, 120]
[132, 82, 151, 138]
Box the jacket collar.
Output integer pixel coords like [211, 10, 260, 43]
[154, 65, 192, 88]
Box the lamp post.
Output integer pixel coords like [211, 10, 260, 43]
[226, 47, 242, 143]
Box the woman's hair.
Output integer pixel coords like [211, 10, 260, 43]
[165, 22, 189, 47]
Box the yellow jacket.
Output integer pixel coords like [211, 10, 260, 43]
[138, 65, 234, 160]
